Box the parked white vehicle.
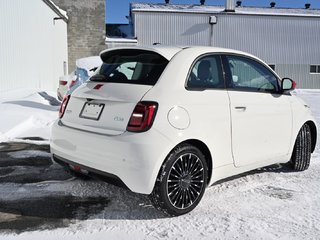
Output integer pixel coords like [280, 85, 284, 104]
[57, 72, 76, 101]
[57, 56, 102, 101]
[51, 46, 317, 216]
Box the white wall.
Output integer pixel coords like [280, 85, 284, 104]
[0, 0, 68, 94]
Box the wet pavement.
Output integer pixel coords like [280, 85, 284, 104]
[0, 141, 110, 233]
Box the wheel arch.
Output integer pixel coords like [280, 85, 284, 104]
[306, 120, 317, 153]
[177, 139, 213, 185]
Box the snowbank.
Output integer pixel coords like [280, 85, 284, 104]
[0, 89, 59, 143]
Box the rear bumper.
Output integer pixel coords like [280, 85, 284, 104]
[50, 120, 172, 194]
[52, 154, 129, 189]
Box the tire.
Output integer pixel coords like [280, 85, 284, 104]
[149, 144, 208, 216]
[290, 124, 312, 171]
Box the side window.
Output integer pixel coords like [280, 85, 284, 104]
[187, 55, 224, 89]
[226, 55, 279, 92]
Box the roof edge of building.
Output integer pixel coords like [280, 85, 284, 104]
[131, 3, 320, 18]
[42, 0, 68, 23]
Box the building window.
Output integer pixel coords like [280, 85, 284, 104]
[106, 24, 134, 38]
[310, 65, 320, 74]
[268, 64, 275, 70]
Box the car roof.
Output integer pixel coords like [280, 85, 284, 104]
[100, 45, 184, 61]
[100, 45, 261, 62]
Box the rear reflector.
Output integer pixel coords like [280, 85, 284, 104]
[127, 102, 158, 132]
[71, 165, 81, 172]
[59, 94, 70, 118]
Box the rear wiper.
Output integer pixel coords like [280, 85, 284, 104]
[90, 74, 107, 82]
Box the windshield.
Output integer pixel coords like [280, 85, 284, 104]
[90, 49, 169, 86]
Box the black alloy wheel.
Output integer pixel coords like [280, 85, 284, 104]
[150, 144, 208, 216]
[167, 153, 205, 209]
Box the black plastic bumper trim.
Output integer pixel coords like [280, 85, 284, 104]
[52, 154, 129, 190]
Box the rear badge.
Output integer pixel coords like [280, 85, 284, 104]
[114, 116, 124, 122]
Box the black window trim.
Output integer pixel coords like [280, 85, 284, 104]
[221, 54, 282, 95]
[185, 53, 226, 91]
[268, 64, 276, 71]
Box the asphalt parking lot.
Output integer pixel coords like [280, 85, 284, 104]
[0, 141, 113, 233]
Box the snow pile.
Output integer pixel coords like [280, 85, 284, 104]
[0, 89, 59, 143]
[75, 56, 102, 74]
[47, 0, 68, 19]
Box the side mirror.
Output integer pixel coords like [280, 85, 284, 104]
[281, 78, 296, 92]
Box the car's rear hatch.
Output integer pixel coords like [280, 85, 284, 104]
[60, 47, 181, 135]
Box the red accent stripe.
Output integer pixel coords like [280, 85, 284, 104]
[94, 84, 104, 90]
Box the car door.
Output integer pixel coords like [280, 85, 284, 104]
[183, 54, 234, 168]
[223, 55, 292, 167]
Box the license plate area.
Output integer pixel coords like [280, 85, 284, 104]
[79, 102, 105, 120]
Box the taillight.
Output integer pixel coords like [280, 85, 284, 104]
[127, 102, 158, 132]
[69, 80, 76, 88]
[59, 95, 70, 119]
[59, 80, 68, 86]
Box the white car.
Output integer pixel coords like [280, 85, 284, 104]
[51, 46, 317, 216]
[57, 56, 102, 101]
[57, 71, 76, 101]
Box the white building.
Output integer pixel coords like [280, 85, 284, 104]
[0, 0, 68, 93]
[130, 1, 320, 89]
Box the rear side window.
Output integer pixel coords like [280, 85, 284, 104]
[90, 49, 169, 86]
[186, 55, 224, 89]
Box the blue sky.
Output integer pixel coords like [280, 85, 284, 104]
[106, 0, 320, 23]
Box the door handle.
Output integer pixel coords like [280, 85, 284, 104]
[235, 106, 247, 111]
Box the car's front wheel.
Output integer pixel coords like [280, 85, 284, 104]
[150, 144, 208, 216]
[290, 124, 312, 171]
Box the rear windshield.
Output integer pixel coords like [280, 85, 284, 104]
[90, 49, 169, 86]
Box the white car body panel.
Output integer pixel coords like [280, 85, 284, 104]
[63, 83, 152, 135]
[51, 46, 317, 195]
[51, 121, 173, 194]
[228, 91, 292, 167]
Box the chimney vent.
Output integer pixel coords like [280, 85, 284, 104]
[236, 1, 242, 7]
[305, 3, 311, 9]
[225, 0, 235, 12]
[200, 0, 205, 5]
[270, 2, 276, 8]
